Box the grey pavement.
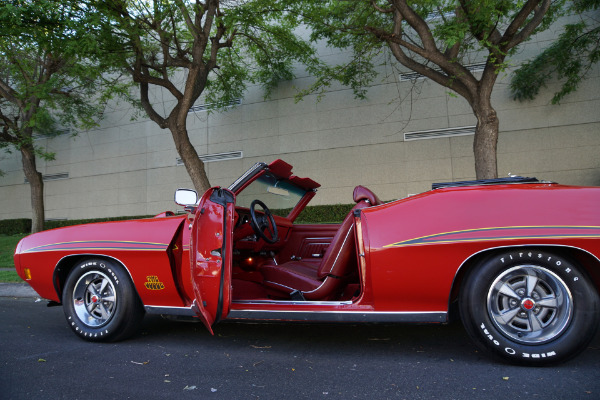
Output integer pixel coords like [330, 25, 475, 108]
[2, 296, 600, 400]
[0, 282, 38, 298]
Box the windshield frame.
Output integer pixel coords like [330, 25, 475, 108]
[227, 162, 268, 193]
[226, 159, 319, 220]
[234, 172, 309, 217]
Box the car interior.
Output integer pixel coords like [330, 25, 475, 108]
[230, 181, 383, 303]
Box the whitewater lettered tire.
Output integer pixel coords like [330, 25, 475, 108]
[62, 258, 143, 341]
[459, 249, 599, 365]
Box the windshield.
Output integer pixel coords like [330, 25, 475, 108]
[235, 173, 307, 217]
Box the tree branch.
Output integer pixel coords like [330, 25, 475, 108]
[391, 0, 437, 51]
[505, 0, 551, 49]
[132, 63, 184, 101]
[0, 108, 19, 142]
[381, 9, 475, 102]
[138, 80, 168, 128]
[371, 0, 393, 13]
[174, 0, 200, 41]
[0, 79, 22, 108]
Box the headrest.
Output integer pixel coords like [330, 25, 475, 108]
[353, 185, 382, 206]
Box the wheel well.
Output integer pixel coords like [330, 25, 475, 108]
[448, 245, 600, 320]
[53, 255, 142, 304]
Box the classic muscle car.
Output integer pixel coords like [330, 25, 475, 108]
[13, 159, 600, 365]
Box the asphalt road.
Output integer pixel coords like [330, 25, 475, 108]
[1, 297, 600, 400]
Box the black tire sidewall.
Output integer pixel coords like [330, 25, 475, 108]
[460, 248, 599, 365]
[62, 258, 139, 341]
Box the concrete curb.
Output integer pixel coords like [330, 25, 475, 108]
[0, 283, 39, 298]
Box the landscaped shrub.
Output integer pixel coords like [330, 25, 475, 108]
[0, 216, 151, 235]
[45, 215, 151, 230]
[295, 203, 354, 224]
[0, 203, 358, 235]
[0, 219, 31, 235]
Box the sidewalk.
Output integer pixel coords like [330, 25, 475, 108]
[0, 282, 38, 298]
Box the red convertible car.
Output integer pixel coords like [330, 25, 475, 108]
[13, 159, 600, 365]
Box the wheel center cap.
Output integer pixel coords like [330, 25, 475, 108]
[91, 295, 100, 303]
[521, 298, 535, 310]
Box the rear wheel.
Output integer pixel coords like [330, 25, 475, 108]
[62, 258, 143, 341]
[460, 249, 599, 365]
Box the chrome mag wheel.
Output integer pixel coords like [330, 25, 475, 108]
[487, 265, 572, 344]
[72, 271, 117, 328]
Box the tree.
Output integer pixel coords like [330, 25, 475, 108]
[88, 0, 316, 193]
[0, 1, 107, 232]
[281, 0, 566, 179]
[511, 0, 600, 104]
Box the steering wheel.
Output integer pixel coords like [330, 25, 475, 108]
[249, 200, 279, 244]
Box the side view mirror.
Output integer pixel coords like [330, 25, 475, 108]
[174, 188, 198, 206]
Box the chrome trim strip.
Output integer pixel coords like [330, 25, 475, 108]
[144, 303, 446, 323]
[227, 162, 267, 192]
[227, 309, 447, 323]
[262, 280, 296, 292]
[321, 223, 353, 274]
[233, 299, 353, 306]
[145, 305, 196, 316]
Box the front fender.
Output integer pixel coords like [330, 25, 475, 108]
[15, 216, 187, 304]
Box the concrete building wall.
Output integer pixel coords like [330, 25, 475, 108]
[1, 15, 599, 221]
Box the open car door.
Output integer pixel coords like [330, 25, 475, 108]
[190, 187, 235, 334]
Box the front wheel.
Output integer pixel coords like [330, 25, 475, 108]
[62, 258, 144, 341]
[460, 249, 599, 365]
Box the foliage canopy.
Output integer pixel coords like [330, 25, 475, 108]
[83, 0, 319, 192]
[0, 0, 108, 151]
[0, 0, 111, 231]
[511, 0, 600, 104]
[278, 0, 566, 179]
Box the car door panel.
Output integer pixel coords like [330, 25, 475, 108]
[190, 188, 235, 333]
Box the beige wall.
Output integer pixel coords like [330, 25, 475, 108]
[1, 16, 599, 221]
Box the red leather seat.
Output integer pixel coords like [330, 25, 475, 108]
[260, 186, 382, 300]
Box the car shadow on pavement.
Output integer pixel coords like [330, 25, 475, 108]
[136, 312, 600, 367]
[137, 315, 496, 364]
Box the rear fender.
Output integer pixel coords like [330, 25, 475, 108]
[449, 244, 600, 317]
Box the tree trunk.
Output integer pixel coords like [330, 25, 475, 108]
[20, 144, 45, 233]
[169, 123, 211, 194]
[472, 99, 499, 180]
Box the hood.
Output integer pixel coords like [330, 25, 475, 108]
[16, 215, 186, 255]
